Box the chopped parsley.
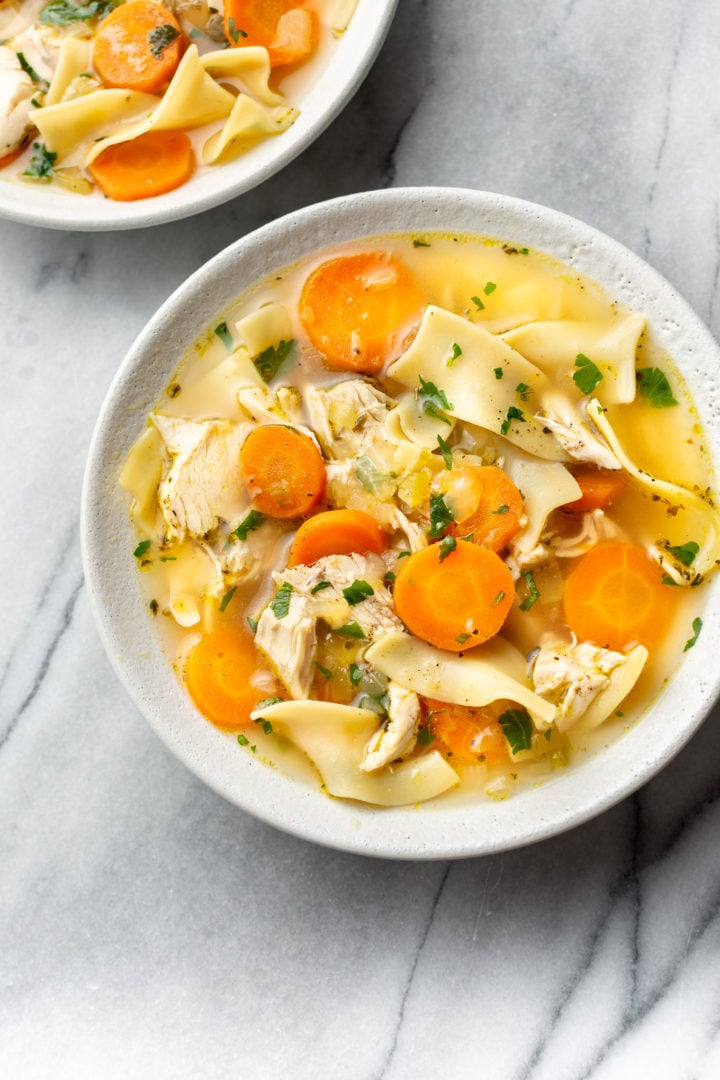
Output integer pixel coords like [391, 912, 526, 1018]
[349, 662, 363, 686]
[493, 367, 504, 380]
[438, 535, 457, 562]
[492, 504, 509, 515]
[39, 0, 118, 25]
[483, 281, 497, 295]
[498, 708, 533, 754]
[455, 633, 471, 644]
[159, 556, 177, 562]
[270, 581, 293, 618]
[519, 569, 540, 610]
[256, 697, 283, 710]
[315, 663, 333, 680]
[500, 405, 526, 436]
[437, 434, 453, 469]
[254, 338, 294, 382]
[342, 580, 374, 606]
[471, 294, 485, 310]
[636, 367, 678, 408]
[133, 539, 151, 559]
[237, 733, 250, 746]
[219, 586, 237, 612]
[22, 142, 56, 180]
[412, 238, 431, 247]
[227, 17, 247, 42]
[335, 622, 367, 639]
[246, 615, 258, 633]
[446, 342, 462, 367]
[310, 580, 332, 595]
[418, 375, 454, 425]
[573, 353, 603, 395]
[429, 492, 455, 539]
[684, 616, 703, 652]
[667, 540, 700, 566]
[214, 320, 233, 352]
[416, 724, 434, 747]
[383, 570, 396, 589]
[16, 52, 45, 87]
[148, 24, 180, 58]
[230, 509, 264, 542]
[254, 715, 274, 734]
[516, 382, 531, 400]
[397, 550, 411, 559]
[491, 590, 506, 606]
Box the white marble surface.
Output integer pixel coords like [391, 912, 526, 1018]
[3, 1, 720, 1076]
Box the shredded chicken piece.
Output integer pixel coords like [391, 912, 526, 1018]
[255, 553, 403, 698]
[236, 383, 304, 426]
[361, 683, 420, 772]
[0, 45, 35, 159]
[152, 414, 250, 541]
[305, 379, 394, 460]
[550, 509, 624, 559]
[536, 394, 620, 470]
[532, 637, 628, 730]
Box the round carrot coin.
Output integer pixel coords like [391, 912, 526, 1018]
[239, 424, 326, 518]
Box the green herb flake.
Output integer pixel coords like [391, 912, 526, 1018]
[492, 504, 509, 515]
[397, 550, 411, 559]
[349, 662, 363, 686]
[246, 615, 258, 633]
[16, 52, 44, 85]
[437, 434, 453, 469]
[544, 728, 553, 742]
[254, 338, 294, 382]
[519, 569, 540, 611]
[519, 247, 529, 255]
[159, 556, 177, 562]
[219, 586, 237, 612]
[40, 0, 118, 26]
[335, 622, 367, 639]
[214, 320, 233, 352]
[516, 382, 531, 400]
[418, 375, 454, 425]
[417, 724, 434, 747]
[491, 590, 505, 606]
[133, 539, 151, 559]
[148, 23, 180, 59]
[315, 663, 333, 680]
[383, 571, 396, 589]
[270, 581, 293, 618]
[637, 367, 678, 408]
[483, 281, 497, 295]
[668, 540, 700, 567]
[429, 492, 455, 539]
[355, 454, 386, 493]
[471, 295, 485, 310]
[342, 580, 374, 606]
[22, 142, 56, 180]
[662, 573, 679, 587]
[455, 633, 471, 644]
[499, 708, 533, 753]
[310, 580, 332, 595]
[412, 238, 431, 247]
[684, 616, 703, 652]
[494, 367, 504, 380]
[500, 405, 526, 436]
[237, 733, 250, 746]
[446, 342, 462, 367]
[231, 509, 265, 542]
[227, 16, 247, 42]
[256, 697, 283, 711]
[438, 535, 457, 562]
[573, 353, 603, 395]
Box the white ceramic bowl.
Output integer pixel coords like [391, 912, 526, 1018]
[82, 187, 720, 858]
[0, 0, 397, 231]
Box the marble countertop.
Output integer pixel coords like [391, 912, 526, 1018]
[3, 1, 720, 1076]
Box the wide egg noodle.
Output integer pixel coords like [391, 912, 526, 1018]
[365, 631, 557, 729]
[502, 314, 645, 405]
[33, 88, 159, 160]
[44, 35, 92, 107]
[162, 541, 223, 628]
[386, 306, 569, 461]
[119, 424, 164, 534]
[591, 399, 720, 577]
[234, 302, 294, 358]
[83, 45, 236, 166]
[165, 353, 266, 422]
[386, 394, 457, 449]
[568, 645, 648, 733]
[200, 46, 284, 106]
[202, 95, 298, 165]
[502, 451, 582, 558]
[249, 701, 459, 806]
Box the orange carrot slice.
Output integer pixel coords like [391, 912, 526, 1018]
[564, 467, 626, 512]
[423, 698, 509, 765]
[442, 465, 524, 552]
[239, 424, 326, 518]
[93, 0, 184, 94]
[563, 540, 674, 650]
[288, 508, 386, 566]
[88, 130, 194, 201]
[268, 8, 318, 66]
[392, 539, 515, 651]
[185, 627, 267, 730]
[224, 0, 316, 65]
[299, 252, 424, 374]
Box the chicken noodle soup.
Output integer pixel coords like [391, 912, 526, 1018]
[120, 233, 719, 806]
[0, 0, 355, 199]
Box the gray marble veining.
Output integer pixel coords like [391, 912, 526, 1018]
[3, 1, 720, 1076]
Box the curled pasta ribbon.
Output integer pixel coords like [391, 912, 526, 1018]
[200, 46, 284, 107]
[202, 97, 298, 165]
[591, 398, 720, 579]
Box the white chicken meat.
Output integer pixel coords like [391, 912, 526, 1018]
[531, 637, 629, 730]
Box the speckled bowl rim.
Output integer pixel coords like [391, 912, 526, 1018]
[81, 187, 720, 859]
[0, 0, 397, 232]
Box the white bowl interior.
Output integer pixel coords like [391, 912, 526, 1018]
[82, 187, 720, 858]
[0, 0, 397, 231]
